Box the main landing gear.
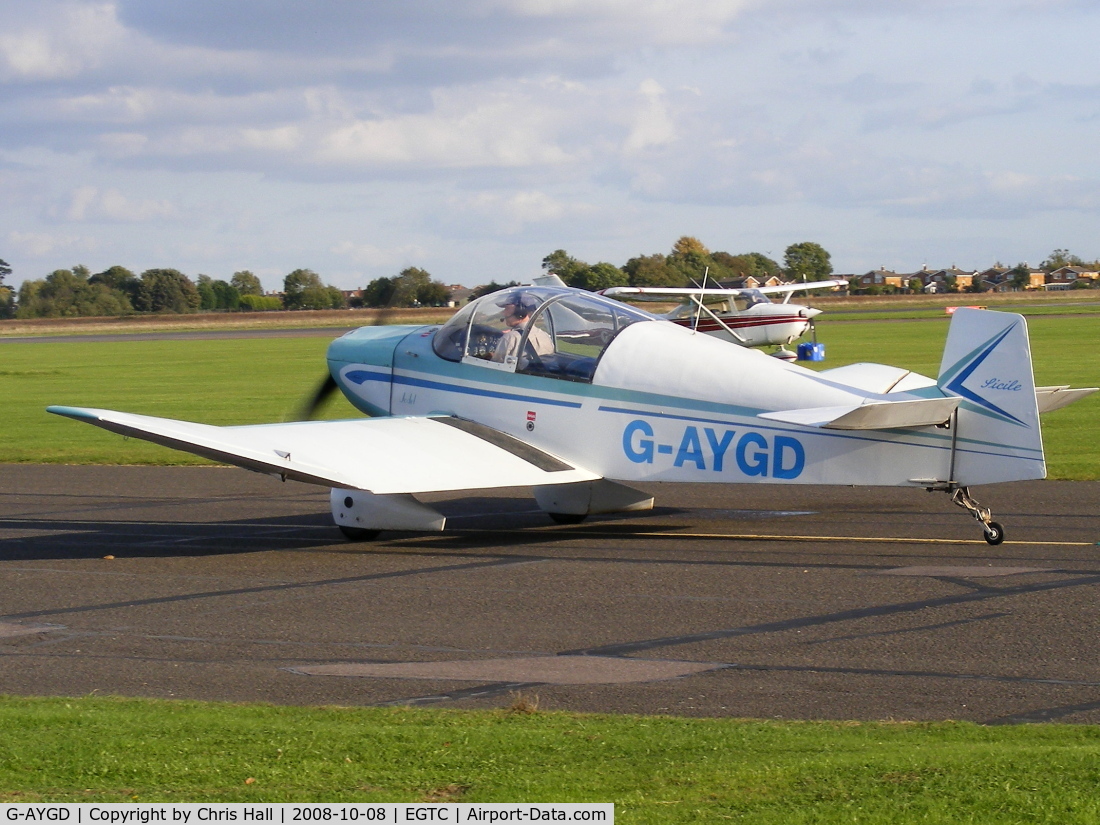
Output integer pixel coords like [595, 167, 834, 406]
[942, 485, 1005, 545]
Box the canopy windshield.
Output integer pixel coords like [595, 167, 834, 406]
[433, 286, 655, 382]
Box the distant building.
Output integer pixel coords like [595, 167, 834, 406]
[854, 268, 905, 291]
[1046, 266, 1099, 290]
[918, 267, 977, 292]
[447, 285, 473, 306]
[976, 268, 1044, 292]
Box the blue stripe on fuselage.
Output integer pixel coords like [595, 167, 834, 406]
[344, 368, 583, 409]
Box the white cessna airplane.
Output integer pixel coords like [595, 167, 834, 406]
[49, 283, 1094, 545]
[601, 280, 849, 353]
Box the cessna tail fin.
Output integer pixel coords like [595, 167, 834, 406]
[936, 308, 1045, 485]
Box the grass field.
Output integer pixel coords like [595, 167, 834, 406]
[4, 695, 1100, 822]
[2, 312, 1097, 477]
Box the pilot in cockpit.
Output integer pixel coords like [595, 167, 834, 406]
[491, 292, 555, 364]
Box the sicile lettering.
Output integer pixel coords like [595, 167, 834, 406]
[622, 419, 805, 479]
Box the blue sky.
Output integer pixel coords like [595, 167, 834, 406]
[2, 1, 1098, 292]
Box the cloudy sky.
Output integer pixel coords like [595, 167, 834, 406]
[2, 1, 1098, 292]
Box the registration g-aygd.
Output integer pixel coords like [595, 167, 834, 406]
[2, 805, 613, 824]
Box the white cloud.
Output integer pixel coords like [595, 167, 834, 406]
[623, 80, 677, 154]
[316, 86, 576, 169]
[332, 241, 430, 267]
[0, 2, 125, 81]
[8, 229, 98, 258]
[438, 189, 596, 235]
[62, 186, 178, 222]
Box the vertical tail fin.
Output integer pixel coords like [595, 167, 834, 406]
[937, 308, 1045, 484]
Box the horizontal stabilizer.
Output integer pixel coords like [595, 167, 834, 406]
[1035, 385, 1099, 413]
[758, 396, 960, 430]
[816, 362, 937, 394]
[46, 406, 600, 495]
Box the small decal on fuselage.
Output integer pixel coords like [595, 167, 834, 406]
[622, 419, 805, 479]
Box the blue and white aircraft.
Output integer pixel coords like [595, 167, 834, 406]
[49, 283, 1095, 545]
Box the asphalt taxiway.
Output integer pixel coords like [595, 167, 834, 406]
[2, 464, 1098, 723]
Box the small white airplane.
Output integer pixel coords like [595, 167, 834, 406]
[602, 280, 849, 355]
[49, 282, 1095, 545]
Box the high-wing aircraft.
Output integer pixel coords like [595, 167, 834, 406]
[49, 284, 1095, 545]
[601, 280, 848, 355]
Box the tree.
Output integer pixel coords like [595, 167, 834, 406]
[392, 267, 431, 306]
[541, 250, 588, 285]
[0, 286, 12, 319]
[1010, 264, 1032, 290]
[89, 265, 140, 305]
[711, 252, 780, 282]
[230, 270, 263, 296]
[416, 280, 452, 306]
[572, 262, 628, 291]
[671, 236, 709, 258]
[136, 269, 200, 313]
[212, 279, 241, 310]
[746, 252, 781, 279]
[0, 258, 10, 287]
[468, 280, 519, 301]
[282, 268, 325, 309]
[296, 284, 345, 310]
[624, 253, 683, 287]
[15, 268, 132, 318]
[197, 275, 241, 310]
[668, 236, 711, 284]
[783, 242, 833, 281]
[196, 275, 217, 310]
[239, 294, 282, 311]
[1040, 248, 1085, 271]
[364, 267, 452, 307]
[362, 276, 396, 307]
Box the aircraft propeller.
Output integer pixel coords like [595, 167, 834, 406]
[293, 372, 340, 421]
[287, 295, 399, 421]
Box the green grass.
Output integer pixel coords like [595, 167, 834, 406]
[822, 303, 1100, 322]
[1, 337, 360, 464]
[1, 314, 1097, 477]
[3, 695, 1100, 822]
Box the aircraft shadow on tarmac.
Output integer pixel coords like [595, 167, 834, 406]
[0, 498, 703, 562]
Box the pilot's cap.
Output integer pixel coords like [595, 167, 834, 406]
[496, 291, 538, 317]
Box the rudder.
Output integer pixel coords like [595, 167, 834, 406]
[937, 308, 1045, 484]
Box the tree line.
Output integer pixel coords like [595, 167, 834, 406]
[0, 264, 454, 320]
[539, 238, 833, 290]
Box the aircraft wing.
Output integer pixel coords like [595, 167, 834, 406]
[602, 280, 847, 302]
[46, 406, 601, 494]
[752, 279, 849, 297]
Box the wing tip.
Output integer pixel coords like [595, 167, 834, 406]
[47, 405, 100, 421]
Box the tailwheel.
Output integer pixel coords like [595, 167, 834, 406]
[338, 525, 381, 541]
[949, 486, 1005, 544]
[548, 512, 587, 525]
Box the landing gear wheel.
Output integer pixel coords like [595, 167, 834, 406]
[338, 525, 381, 541]
[983, 521, 1005, 546]
[948, 486, 1006, 546]
[548, 512, 587, 525]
